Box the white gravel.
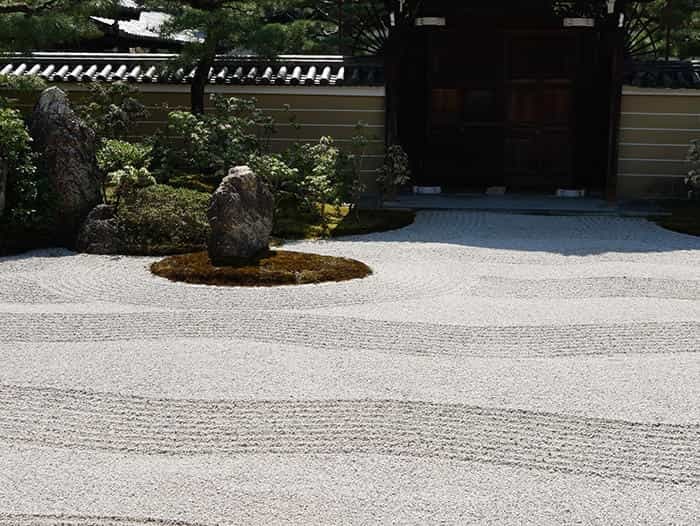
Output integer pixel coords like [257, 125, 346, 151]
[0, 211, 699, 525]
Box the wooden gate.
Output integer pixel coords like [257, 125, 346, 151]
[504, 32, 579, 189]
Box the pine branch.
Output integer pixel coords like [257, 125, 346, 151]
[0, 0, 69, 14]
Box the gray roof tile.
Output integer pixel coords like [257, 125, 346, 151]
[0, 53, 383, 87]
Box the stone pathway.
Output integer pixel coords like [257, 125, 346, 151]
[0, 211, 699, 525]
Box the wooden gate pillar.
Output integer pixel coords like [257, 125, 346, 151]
[604, 0, 627, 202]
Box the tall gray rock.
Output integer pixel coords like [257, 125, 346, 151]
[30, 87, 101, 241]
[208, 166, 274, 265]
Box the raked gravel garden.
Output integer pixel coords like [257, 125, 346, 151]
[1, 210, 699, 525]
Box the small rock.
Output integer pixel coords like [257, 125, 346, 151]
[486, 186, 507, 195]
[76, 204, 122, 255]
[207, 166, 274, 265]
[30, 87, 101, 242]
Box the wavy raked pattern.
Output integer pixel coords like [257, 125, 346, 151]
[0, 311, 697, 357]
[1, 211, 699, 524]
[0, 385, 697, 485]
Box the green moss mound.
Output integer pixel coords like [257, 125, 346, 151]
[274, 206, 415, 239]
[151, 250, 372, 287]
[167, 173, 219, 194]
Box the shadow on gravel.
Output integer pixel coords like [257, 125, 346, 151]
[4, 212, 699, 260]
[328, 211, 700, 256]
[0, 247, 75, 262]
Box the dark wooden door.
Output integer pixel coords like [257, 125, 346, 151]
[505, 33, 578, 189]
[422, 29, 505, 190]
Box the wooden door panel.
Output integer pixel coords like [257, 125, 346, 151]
[539, 130, 573, 179]
[539, 39, 576, 79]
[505, 33, 577, 187]
[430, 88, 462, 127]
[462, 127, 505, 187]
[508, 37, 575, 80]
[508, 83, 539, 124]
[463, 89, 499, 122]
[505, 130, 539, 175]
[542, 84, 573, 125]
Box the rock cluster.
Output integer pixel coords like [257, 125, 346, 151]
[76, 204, 122, 255]
[207, 166, 274, 265]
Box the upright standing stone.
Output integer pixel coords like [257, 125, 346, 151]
[208, 166, 274, 265]
[30, 87, 101, 241]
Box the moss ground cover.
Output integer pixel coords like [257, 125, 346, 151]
[151, 250, 372, 287]
[273, 204, 415, 239]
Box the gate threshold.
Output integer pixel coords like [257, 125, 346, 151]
[378, 194, 667, 218]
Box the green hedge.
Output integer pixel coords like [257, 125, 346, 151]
[118, 184, 210, 256]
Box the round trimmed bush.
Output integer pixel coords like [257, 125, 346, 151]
[118, 184, 209, 255]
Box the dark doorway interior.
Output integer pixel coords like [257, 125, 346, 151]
[399, 10, 612, 194]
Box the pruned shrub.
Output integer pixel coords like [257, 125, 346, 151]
[152, 95, 274, 181]
[96, 139, 154, 204]
[117, 184, 210, 255]
[377, 145, 411, 201]
[76, 82, 147, 141]
[248, 153, 301, 218]
[340, 122, 372, 218]
[110, 166, 157, 208]
[0, 74, 46, 109]
[283, 136, 345, 220]
[0, 107, 47, 228]
[97, 139, 151, 174]
[167, 173, 219, 194]
[687, 139, 700, 199]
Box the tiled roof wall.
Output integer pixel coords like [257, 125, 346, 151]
[0, 53, 384, 87]
[5, 54, 697, 90]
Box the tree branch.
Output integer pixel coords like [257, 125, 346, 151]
[0, 0, 67, 15]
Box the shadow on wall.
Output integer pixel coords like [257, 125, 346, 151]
[328, 210, 700, 256]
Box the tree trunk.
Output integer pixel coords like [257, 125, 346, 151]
[191, 57, 213, 114]
[384, 34, 402, 147]
[385, 61, 400, 147]
[338, 0, 345, 54]
[0, 159, 7, 218]
[604, 4, 626, 202]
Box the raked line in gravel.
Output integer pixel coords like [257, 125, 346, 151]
[0, 211, 699, 525]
